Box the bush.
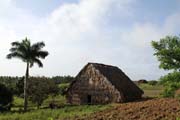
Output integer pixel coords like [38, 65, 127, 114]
[159, 72, 180, 85]
[161, 87, 175, 97]
[0, 83, 13, 111]
[159, 72, 180, 97]
[148, 80, 158, 86]
[161, 82, 180, 97]
[160, 72, 180, 97]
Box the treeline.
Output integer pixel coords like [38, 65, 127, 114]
[51, 76, 74, 84]
[0, 75, 74, 86]
[0, 75, 74, 96]
[0, 75, 74, 95]
[0, 76, 19, 88]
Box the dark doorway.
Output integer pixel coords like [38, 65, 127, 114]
[87, 95, 92, 104]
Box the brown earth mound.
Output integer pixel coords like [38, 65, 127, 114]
[75, 98, 180, 120]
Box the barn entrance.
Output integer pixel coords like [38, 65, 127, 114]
[87, 95, 92, 104]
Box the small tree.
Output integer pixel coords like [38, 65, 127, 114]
[28, 78, 48, 109]
[0, 83, 13, 111]
[27, 77, 59, 109]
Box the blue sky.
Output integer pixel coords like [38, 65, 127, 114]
[136, 1, 180, 24]
[0, 0, 180, 80]
[14, 0, 79, 16]
[14, 0, 180, 25]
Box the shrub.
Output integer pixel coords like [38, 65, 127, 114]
[159, 72, 180, 97]
[161, 87, 175, 97]
[148, 80, 158, 86]
[0, 83, 13, 111]
[161, 82, 180, 97]
[159, 72, 180, 85]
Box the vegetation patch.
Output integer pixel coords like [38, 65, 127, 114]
[139, 83, 164, 98]
[0, 105, 111, 120]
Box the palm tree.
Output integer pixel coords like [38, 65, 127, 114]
[7, 37, 49, 111]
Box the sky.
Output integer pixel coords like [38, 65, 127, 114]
[0, 0, 180, 80]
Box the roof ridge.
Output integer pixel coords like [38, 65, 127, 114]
[88, 62, 118, 68]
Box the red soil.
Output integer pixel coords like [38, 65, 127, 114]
[75, 98, 180, 120]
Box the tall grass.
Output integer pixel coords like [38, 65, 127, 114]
[0, 105, 111, 120]
[1, 95, 111, 120]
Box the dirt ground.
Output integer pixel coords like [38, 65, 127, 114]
[74, 98, 180, 120]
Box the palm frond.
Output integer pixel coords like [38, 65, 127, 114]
[35, 51, 49, 59]
[33, 58, 43, 67]
[10, 45, 28, 57]
[6, 52, 26, 61]
[32, 42, 45, 51]
[10, 47, 18, 52]
[11, 41, 21, 46]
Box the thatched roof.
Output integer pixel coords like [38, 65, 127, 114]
[90, 63, 143, 99]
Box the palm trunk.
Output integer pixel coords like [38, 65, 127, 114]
[24, 62, 29, 112]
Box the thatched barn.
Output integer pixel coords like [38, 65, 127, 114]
[66, 63, 143, 105]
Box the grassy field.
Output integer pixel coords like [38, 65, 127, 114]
[0, 105, 111, 120]
[139, 83, 164, 97]
[0, 95, 112, 120]
[11, 95, 66, 111]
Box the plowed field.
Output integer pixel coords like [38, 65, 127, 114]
[75, 98, 180, 120]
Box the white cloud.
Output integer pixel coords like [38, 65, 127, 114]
[116, 13, 180, 79]
[0, 0, 180, 80]
[29, 0, 135, 76]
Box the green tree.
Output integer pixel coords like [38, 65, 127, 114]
[28, 77, 52, 109]
[151, 35, 180, 71]
[0, 76, 20, 94]
[6, 38, 49, 111]
[0, 83, 13, 111]
[28, 77, 59, 109]
[152, 35, 180, 97]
